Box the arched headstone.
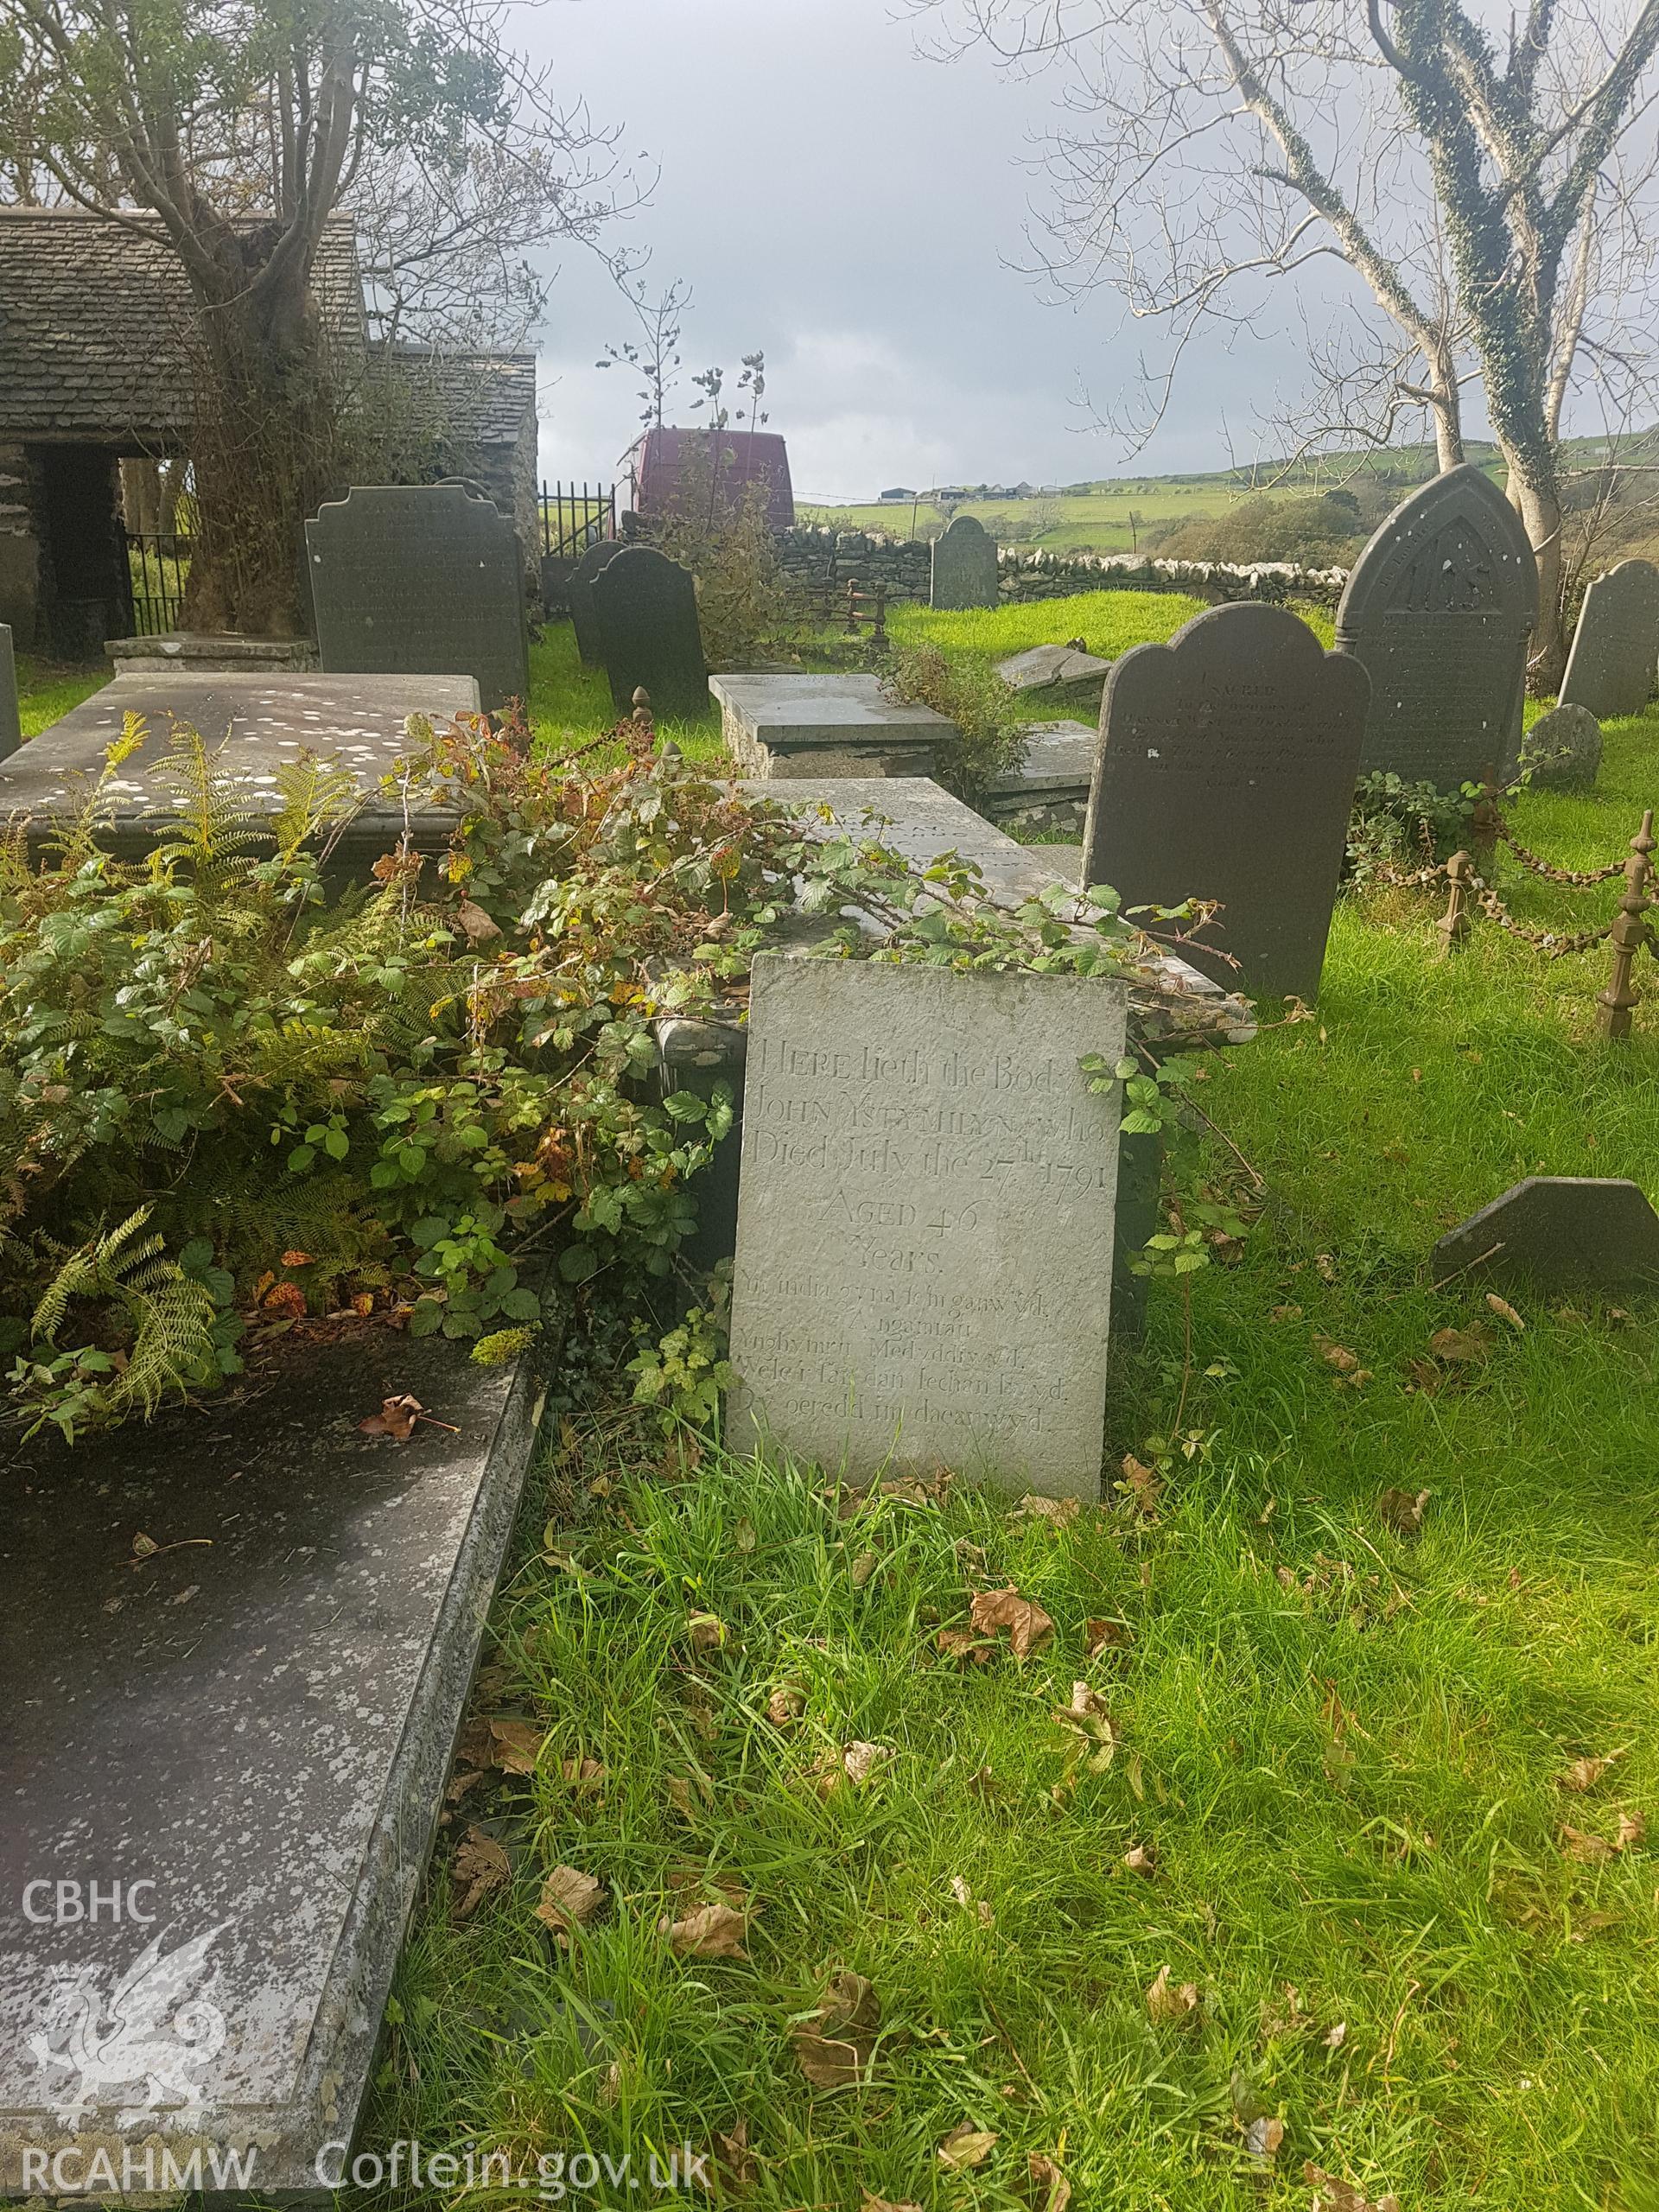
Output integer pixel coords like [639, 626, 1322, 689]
[930, 514, 998, 610]
[1560, 559, 1659, 721]
[1334, 463, 1537, 786]
[569, 537, 623, 667]
[592, 547, 708, 721]
[306, 484, 528, 714]
[1079, 602, 1369, 1001]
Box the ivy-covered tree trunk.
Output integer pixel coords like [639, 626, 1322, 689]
[177, 230, 346, 637]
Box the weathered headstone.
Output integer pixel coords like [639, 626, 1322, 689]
[1335, 463, 1538, 785]
[306, 484, 529, 714]
[0, 620, 19, 761]
[931, 514, 999, 610]
[592, 546, 708, 720]
[1432, 1176, 1659, 1289]
[1560, 559, 1659, 721]
[1078, 603, 1369, 1001]
[1503, 701, 1601, 791]
[569, 537, 623, 666]
[726, 953, 1127, 1498]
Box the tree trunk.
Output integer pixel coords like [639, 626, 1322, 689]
[178, 239, 341, 638]
[1501, 442, 1568, 689]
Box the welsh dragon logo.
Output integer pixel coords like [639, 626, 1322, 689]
[28, 1923, 228, 2120]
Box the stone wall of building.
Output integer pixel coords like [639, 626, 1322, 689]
[0, 445, 41, 651]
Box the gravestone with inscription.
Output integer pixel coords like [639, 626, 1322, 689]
[592, 546, 708, 720]
[1560, 559, 1659, 721]
[727, 954, 1127, 1499]
[569, 537, 624, 666]
[306, 484, 529, 714]
[1079, 603, 1369, 1001]
[1335, 463, 1538, 785]
[931, 514, 999, 610]
[0, 621, 19, 760]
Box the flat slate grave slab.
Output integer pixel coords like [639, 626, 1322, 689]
[1432, 1176, 1659, 1289]
[0, 672, 480, 868]
[711, 673, 952, 778]
[995, 645, 1112, 694]
[0, 1324, 543, 2198]
[307, 484, 530, 715]
[727, 954, 1127, 1498]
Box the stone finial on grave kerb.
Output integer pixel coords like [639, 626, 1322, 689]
[1596, 808, 1656, 1039]
[632, 685, 654, 731]
[1437, 850, 1475, 957]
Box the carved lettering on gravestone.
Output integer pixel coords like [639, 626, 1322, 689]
[930, 514, 999, 611]
[568, 537, 623, 667]
[591, 546, 708, 721]
[1078, 603, 1369, 1002]
[727, 956, 1127, 1500]
[306, 484, 529, 714]
[0, 622, 19, 761]
[1560, 559, 1659, 721]
[1335, 463, 1537, 785]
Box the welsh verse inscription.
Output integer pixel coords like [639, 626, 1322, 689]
[726, 957, 1127, 1498]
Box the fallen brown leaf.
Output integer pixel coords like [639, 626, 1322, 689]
[1014, 1493, 1081, 1528]
[1085, 1618, 1132, 1659]
[454, 897, 501, 946]
[1146, 1964, 1199, 2024]
[1304, 2162, 1401, 2212]
[936, 1626, 989, 1664]
[486, 1717, 544, 1775]
[359, 1392, 423, 1441]
[666, 1770, 713, 1819]
[1618, 1810, 1647, 1849]
[451, 1826, 511, 1921]
[658, 1901, 747, 1958]
[969, 1585, 1056, 1660]
[1486, 1292, 1526, 1331]
[1124, 1844, 1157, 1878]
[535, 1864, 603, 1943]
[714, 2121, 757, 2190]
[1243, 2116, 1285, 2163]
[1117, 1454, 1161, 1518]
[688, 1611, 728, 1653]
[840, 1740, 893, 1788]
[937, 2124, 998, 2171]
[1316, 1336, 1361, 1372]
[1270, 1303, 1303, 1321]
[559, 1754, 607, 1796]
[1428, 1325, 1490, 1363]
[849, 1549, 880, 1588]
[1052, 1679, 1119, 1774]
[1560, 1753, 1618, 1792]
[1378, 1486, 1429, 1535]
[767, 1684, 805, 1726]
[1323, 2020, 1347, 2050]
[1026, 2152, 1071, 2212]
[861, 2196, 922, 2212]
[1560, 1822, 1618, 1864]
[791, 1971, 879, 2090]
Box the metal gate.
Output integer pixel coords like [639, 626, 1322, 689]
[540, 480, 616, 561]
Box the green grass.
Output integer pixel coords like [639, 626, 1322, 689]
[15, 653, 108, 738]
[354, 685, 1659, 2210]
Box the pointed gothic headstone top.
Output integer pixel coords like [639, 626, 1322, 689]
[1335, 463, 1537, 785]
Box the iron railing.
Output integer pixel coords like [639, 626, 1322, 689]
[540, 480, 616, 560]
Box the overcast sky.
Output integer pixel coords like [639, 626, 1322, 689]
[522, 0, 1326, 499]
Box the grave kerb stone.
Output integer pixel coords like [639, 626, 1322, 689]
[709, 672, 951, 779]
[0, 620, 19, 761]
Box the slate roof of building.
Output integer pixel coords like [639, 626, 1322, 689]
[359, 346, 537, 448]
[0, 208, 366, 443]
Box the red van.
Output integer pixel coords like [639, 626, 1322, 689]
[620, 425, 795, 530]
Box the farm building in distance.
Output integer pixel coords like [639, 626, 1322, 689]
[620, 425, 795, 531]
[0, 207, 538, 652]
